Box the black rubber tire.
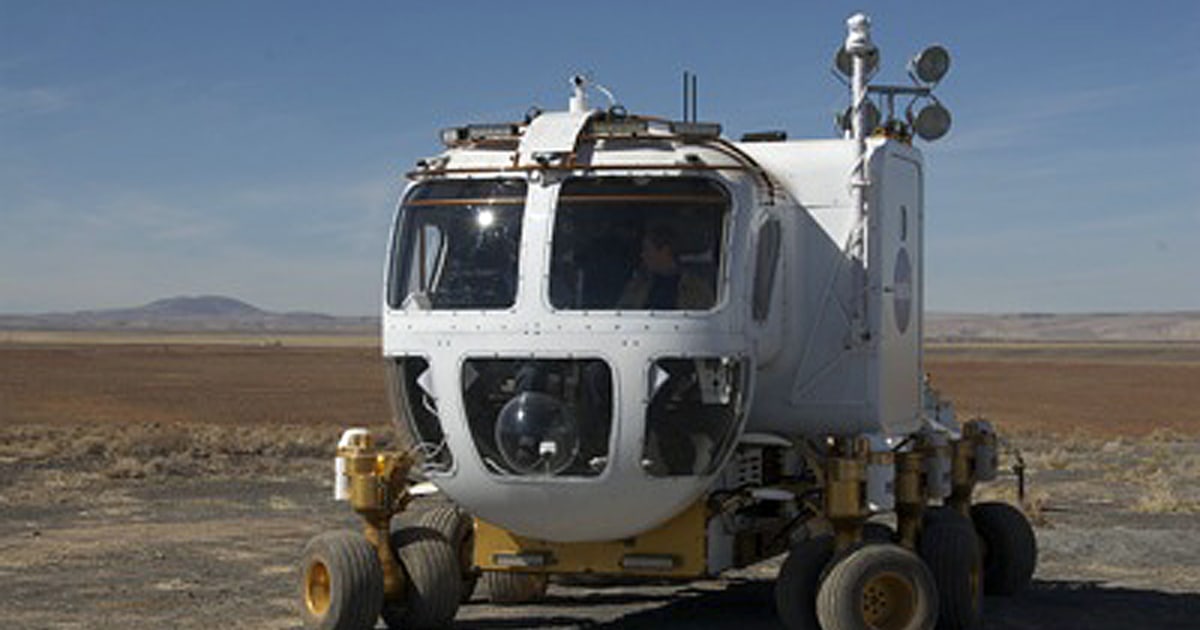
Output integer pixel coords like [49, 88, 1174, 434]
[381, 523, 463, 629]
[971, 502, 1037, 596]
[414, 505, 478, 603]
[298, 530, 384, 630]
[864, 522, 897, 543]
[482, 571, 549, 604]
[919, 508, 983, 630]
[816, 543, 938, 630]
[774, 535, 835, 630]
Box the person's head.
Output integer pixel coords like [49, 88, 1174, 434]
[640, 224, 679, 275]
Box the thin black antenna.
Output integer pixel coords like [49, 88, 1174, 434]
[682, 71, 690, 121]
[690, 73, 698, 122]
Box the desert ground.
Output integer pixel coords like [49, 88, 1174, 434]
[1, 333, 1198, 629]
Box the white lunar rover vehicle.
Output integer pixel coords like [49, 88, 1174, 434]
[300, 13, 1037, 630]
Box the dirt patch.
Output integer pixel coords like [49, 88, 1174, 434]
[2, 430, 1198, 629]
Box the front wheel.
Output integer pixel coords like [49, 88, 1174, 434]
[412, 505, 478, 602]
[381, 523, 463, 629]
[816, 543, 938, 630]
[298, 530, 384, 630]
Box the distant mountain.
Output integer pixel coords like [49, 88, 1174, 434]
[137, 295, 265, 318]
[0, 295, 377, 334]
[926, 311, 1200, 342]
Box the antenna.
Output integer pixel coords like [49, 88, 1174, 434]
[682, 71, 699, 122]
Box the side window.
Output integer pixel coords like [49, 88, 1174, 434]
[751, 218, 781, 322]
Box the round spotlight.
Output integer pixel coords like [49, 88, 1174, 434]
[838, 100, 882, 134]
[910, 45, 951, 84]
[834, 46, 880, 78]
[495, 391, 580, 476]
[912, 102, 952, 141]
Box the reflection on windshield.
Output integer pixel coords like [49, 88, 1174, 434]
[550, 177, 728, 311]
[390, 179, 526, 310]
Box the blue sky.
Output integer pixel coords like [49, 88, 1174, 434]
[2, 1, 1197, 315]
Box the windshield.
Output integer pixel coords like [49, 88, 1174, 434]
[389, 179, 526, 310]
[549, 177, 728, 311]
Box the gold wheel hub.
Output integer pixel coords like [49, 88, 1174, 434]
[860, 571, 916, 630]
[305, 560, 332, 616]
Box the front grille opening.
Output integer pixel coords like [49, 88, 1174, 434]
[642, 357, 746, 477]
[462, 359, 613, 478]
[387, 357, 452, 472]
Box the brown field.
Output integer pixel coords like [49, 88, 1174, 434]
[0, 336, 387, 429]
[4, 334, 1197, 437]
[1, 334, 1198, 628]
[925, 341, 1200, 438]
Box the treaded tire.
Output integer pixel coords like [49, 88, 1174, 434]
[299, 530, 384, 630]
[382, 523, 463, 629]
[774, 535, 835, 630]
[482, 571, 549, 604]
[864, 522, 897, 543]
[971, 502, 1037, 596]
[816, 543, 938, 630]
[919, 508, 983, 630]
[414, 505, 478, 603]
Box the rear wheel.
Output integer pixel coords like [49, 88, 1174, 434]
[483, 571, 549, 604]
[971, 502, 1037, 596]
[299, 530, 384, 630]
[774, 535, 835, 630]
[382, 522, 463, 629]
[920, 508, 983, 630]
[816, 543, 938, 630]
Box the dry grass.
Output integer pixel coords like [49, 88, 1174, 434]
[1132, 470, 1198, 514]
[0, 420, 405, 502]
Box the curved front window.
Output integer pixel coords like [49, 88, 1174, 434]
[389, 179, 526, 310]
[462, 359, 613, 478]
[642, 357, 746, 477]
[549, 177, 729, 311]
[387, 357, 451, 472]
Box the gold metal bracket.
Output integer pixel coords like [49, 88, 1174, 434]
[337, 431, 415, 601]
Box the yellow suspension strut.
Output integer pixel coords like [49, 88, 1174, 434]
[337, 430, 415, 602]
[948, 420, 999, 517]
[894, 448, 924, 550]
[825, 437, 870, 551]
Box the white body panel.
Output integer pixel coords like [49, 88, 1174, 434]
[740, 138, 924, 437]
